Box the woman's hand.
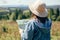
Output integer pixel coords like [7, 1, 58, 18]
[19, 28, 23, 34]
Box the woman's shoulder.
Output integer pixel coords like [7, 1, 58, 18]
[48, 18, 52, 23]
[47, 19, 52, 27]
[27, 19, 37, 24]
[25, 19, 37, 27]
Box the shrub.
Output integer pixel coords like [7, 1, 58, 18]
[2, 26, 8, 32]
[51, 15, 56, 21]
[56, 16, 60, 21]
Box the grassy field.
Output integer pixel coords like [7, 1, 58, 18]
[51, 22, 60, 40]
[0, 20, 21, 40]
[0, 20, 60, 40]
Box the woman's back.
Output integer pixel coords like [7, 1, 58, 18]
[21, 19, 52, 40]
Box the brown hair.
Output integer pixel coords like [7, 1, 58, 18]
[30, 11, 48, 23]
[29, 10, 37, 19]
[30, 13, 37, 19]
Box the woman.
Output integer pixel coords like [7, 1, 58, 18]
[20, 0, 52, 40]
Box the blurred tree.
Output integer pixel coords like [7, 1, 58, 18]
[0, 16, 2, 20]
[15, 8, 19, 19]
[48, 9, 51, 18]
[56, 8, 59, 18]
[50, 8, 54, 15]
[9, 10, 12, 16]
[50, 8, 54, 19]
[8, 8, 12, 15]
[18, 9, 23, 20]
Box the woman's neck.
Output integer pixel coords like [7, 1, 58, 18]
[36, 16, 48, 24]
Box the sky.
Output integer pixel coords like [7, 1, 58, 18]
[0, 0, 60, 6]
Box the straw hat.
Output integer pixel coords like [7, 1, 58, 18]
[29, 0, 48, 17]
